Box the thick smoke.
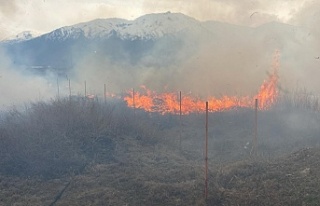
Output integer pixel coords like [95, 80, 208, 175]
[68, 14, 320, 101]
[70, 28, 273, 99]
[2, 0, 320, 104]
[0, 49, 55, 108]
[0, 0, 53, 109]
[281, 1, 320, 94]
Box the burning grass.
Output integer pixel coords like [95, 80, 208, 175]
[124, 51, 280, 114]
[0, 91, 320, 205]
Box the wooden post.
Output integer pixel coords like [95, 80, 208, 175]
[133, 88, 136, 114]
[68, 79, 71, 101]
[179, 91, 182, 150]
[253, 98, 258, 156]
[57, 77, 60, 100]
[205, 101, 209, 200]
[104, 83, 107, 104]
[84, 81, 87, 98]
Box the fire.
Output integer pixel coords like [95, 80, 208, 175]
[124, 51, 280, 114]
[254, 50, 280, 109]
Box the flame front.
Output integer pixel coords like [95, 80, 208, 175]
[124, 51, 280, 114]
[254, 50, 280, 109]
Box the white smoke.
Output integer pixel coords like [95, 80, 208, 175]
[0, 49, 56, 108]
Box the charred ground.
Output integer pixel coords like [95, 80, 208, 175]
[0, 94, 320, 205]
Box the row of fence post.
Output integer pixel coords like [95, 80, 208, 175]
[56, 80, 260, 201]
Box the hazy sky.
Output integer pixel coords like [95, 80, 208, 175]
[0, 0, 317, 39]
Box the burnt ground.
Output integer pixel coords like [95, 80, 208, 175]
[1, 99, 320, 205]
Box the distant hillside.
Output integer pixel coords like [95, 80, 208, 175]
[0, 12, 312, 71]
[1, 12, 320, 96]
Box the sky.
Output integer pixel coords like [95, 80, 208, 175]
[0, 0, 318, 40]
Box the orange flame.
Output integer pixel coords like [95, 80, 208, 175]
[124, 51, 280, 114]
[254, 50, 280, 109]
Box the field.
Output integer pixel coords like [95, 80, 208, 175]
[0, 93, 320, 205]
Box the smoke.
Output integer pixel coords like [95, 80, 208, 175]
[2, 0, 320, 104]
[132, 40, 271, 97]
[69, 24, 274, 99]
[0, 0, 19, 40]
[141, 0, 308, 26]
[68, 11, 320, 101]
[0, 0, 311, 40]
[289, 1, 320, 36]
[0, 0, 18, 16]
[0, 49, 55, 108]
[0, 0, 146, 40]
[277, 1, 320, 94]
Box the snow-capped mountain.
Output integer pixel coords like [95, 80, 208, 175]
[44, 12, 203, 41]
[0, 12, 212, 68]
[0, 11, 313, 76]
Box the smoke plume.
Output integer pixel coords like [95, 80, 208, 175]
[0, 49, 55, 108]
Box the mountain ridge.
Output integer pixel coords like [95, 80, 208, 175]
[0, 11, 313, 84]
[1, 12, 305, 44]
[2, 12, 207, 44]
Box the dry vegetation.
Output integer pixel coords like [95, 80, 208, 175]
[0, 92, 320, 205]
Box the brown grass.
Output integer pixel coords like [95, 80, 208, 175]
[0, 94, 320, 205]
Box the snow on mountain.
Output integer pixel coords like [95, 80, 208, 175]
[0, 12, 219, 43]
[75, 18, 131, 38]
[118, 12, 203, 40]
[2, 11, 312, 75]
[43, 12, 204, 41]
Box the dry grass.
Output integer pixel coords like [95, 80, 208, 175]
[0, 93, 320, 205]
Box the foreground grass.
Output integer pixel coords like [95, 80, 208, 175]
[0, 95, 320, 205]
[1, 145, 320, 205]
